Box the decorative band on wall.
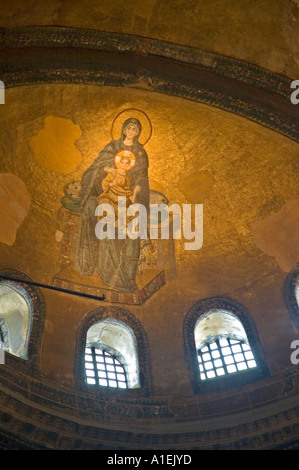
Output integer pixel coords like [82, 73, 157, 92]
[0, 26, 298, 142]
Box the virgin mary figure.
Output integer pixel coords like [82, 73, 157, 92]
[76, 117, 150, 292]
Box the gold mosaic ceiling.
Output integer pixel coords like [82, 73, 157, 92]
[0, 0, 298, 451]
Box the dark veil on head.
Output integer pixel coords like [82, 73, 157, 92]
[120, 118, 142, 146]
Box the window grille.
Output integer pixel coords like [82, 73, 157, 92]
[84, 346, 128, 389]
[198, 337, 257, 381]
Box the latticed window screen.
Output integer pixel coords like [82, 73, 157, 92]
[85, 346, 128, 389]
[198, 337, 257, 381]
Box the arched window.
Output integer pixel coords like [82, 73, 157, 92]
[195, 310, 257, 381]
[0, 269, 45, 377]
[0, 281, 33, 359]
[84, 319, 139, 389]
[75, 306, 152, 397]
[184, 297, 268, 392]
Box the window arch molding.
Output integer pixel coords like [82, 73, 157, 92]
[75, 306, 152, 397]
[184, 297, 269, 393]
[283, 265, 299, 329]
[0, 268, 45, 377]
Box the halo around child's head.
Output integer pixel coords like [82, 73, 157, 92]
[114, 150, 136, 170]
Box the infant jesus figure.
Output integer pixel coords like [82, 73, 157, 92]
[97, 150, 137, 234]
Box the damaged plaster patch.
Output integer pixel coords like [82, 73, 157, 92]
[30, 116, 82, 175]
[178, 169, 215, 204]
[0, 173, 31, 246]
[251, 199, 299, 272]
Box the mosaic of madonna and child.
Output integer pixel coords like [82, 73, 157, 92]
[54, 110, 176, 304]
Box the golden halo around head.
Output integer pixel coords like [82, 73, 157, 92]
[114, 150, 136, 170]
[111, 108, 152, 146]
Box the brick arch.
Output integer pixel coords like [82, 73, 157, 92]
[0, 268, 45, 378]
[75, 305, 153, 397]
[184, 296, 269, 393]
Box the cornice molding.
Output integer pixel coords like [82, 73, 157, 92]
[0, 26, 293, 95]
[0, 26, 298, 142]
[0, 367, 298, 449]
